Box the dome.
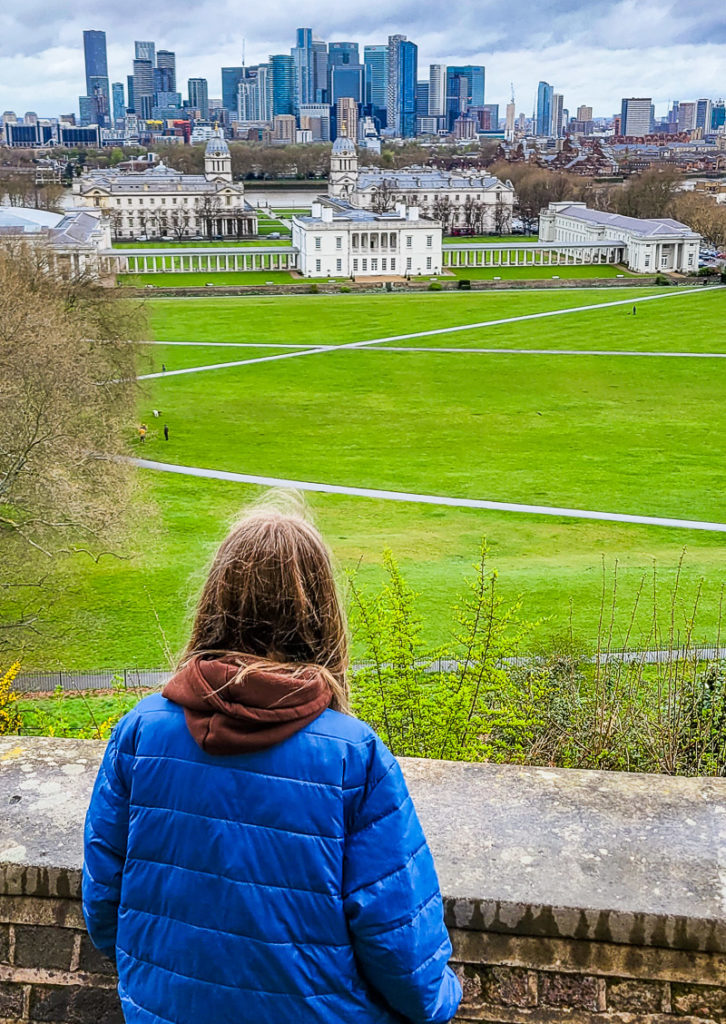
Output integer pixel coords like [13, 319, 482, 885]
[205, 130, 230, 156]
[332, 135, 356, 156]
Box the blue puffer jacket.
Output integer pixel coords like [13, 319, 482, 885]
[83, 693, 462, 1023]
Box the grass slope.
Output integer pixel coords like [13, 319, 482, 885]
[15, 286, 726, 670]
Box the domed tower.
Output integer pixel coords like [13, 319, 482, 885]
[205, 129, 232, 182]
[328, 136, 358, 201]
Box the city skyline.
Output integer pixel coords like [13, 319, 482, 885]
[1, 0, 724, 118]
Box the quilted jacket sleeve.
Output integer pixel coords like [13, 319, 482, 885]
[343, 736, 462, 1024]
[82, 729, 130, 960]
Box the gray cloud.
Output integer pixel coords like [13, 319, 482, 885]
[0, 0, 724, 117]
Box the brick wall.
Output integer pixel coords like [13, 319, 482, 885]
[1, 864, 724, 1024]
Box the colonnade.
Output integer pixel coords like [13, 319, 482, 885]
[107, 248, 299, 275]
[442, 244, 625, 268]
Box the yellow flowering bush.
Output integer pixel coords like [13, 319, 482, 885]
[0, 662, 22, 735]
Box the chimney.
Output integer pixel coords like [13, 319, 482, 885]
[395, 202, 406, 218]
[407, 206, 420, 221]
[311, 201, 323, 218]
[322, 206, 334, 223]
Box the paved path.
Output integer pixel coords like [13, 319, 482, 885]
[368, 345, 726, 359]
[137, 287, 719, 381]
[132, 458, 726, 533]
[141, 340, 726, 360]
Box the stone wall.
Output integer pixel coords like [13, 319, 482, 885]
[1, 738, 724, 1023]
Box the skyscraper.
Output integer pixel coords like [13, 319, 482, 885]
[112, 82, 125, 123]
[329, 42, 359, 66]
[696, 98, 713, 132]
[156, 50, 177, 93]
[445, 66, 485, 131]
[291, 28, 314, 113]
[620, 97, 653, 136]
[336, 96, 358, 140]
[222, 68, 244, 113]
[127, 74, 135, 113]
[270, 54, 295, 117]
[552, 93, 564, 137]
[536, 81, 554, 136]
[416, 81, 429, 118]
[387, 35, 417, 137]
[428, 64, 446, 119]
[135, 41, 156, 63]
[133, 58, 154, 120]
[312, 39, 329, 103]
[188, 78, 209, 119]
[711, 101, 726, 132]
[364, 45, 388, 119]
[83, 30, 110, 126]
[237, 65, 271, 123]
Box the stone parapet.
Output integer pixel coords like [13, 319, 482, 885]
[1, 737, 724, 1023]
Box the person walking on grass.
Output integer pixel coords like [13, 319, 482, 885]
[83, 496, 462, 1024]
[163, 423, 169, 441]
[138, 424, 147, 443]
[633, 305, 637, 315]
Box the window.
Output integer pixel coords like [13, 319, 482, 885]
[406, 235, 412, 248]
[353, 258, 359, 272]
[352, 233, 359, 249]
[382, 258, 387, 271]
[315, 259, 321, 272]
[644, 254, 651, 268]
[315, 236, 321, 250]
[406, 257, 412, 271]
[116, 198, 121, 205]
[336, 258, 342, 272]
[426, 257, 432, 270]
[390, 258, 396, 271]
[371, 258, 378, 271]
[362, 258, 368, 271]
[336, 236, 342, 249]
[426, 235, 433, 248]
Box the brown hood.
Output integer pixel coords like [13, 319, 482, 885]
[162, 656, 332, 755]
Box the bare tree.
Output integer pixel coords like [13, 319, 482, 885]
[370, 180, 396, 213]
[0, 242, 144, 655]
[199, 195, 223, 239]
[432, 195, 454, 234]
[169, 205, 192, 240]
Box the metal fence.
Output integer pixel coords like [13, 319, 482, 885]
[15, 646, 726, 694]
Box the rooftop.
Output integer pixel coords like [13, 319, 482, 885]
[552, 203, 700, 238]
[0, 206, 62, 232]
[357, 167, 509, 191]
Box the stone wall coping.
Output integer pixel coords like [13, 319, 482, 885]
[1, 736, 724, 951]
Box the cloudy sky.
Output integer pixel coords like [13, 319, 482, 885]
[1, 0, 724, 119]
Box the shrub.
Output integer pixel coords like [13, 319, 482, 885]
[308, 283, 319, 294]
[19, 676, 139, 740]
[339, 285, 351, 293]
[428, 281, 442, 291]
[0, 662, 21, 735]
[654, 274, 671, 285]
[457, 279, 472, 290]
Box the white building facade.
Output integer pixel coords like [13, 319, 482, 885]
[292, 201, 442, 278]
[539, 202, 701, 273]
[73, 130, 257, 241]
[327, 136, 515, 233]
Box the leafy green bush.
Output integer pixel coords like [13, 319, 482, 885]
[654, 274, 671, 285]
[428, 281, 442, 291]
[457, 279, 472, 290]
[308, 283, 319, 294]
[339, 285, 351, 293]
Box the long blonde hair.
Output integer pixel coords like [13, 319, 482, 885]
[180, 492, 350, 713]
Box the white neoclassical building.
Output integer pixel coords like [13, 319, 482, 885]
[327, 136, 515, 233]
[74, 131, 257, 241]
[538, 202, 701, 273]
[292, 200, 442, 278]
[0, 206, 111, 279]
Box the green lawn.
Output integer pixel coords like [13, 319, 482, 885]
[446, 265, 638, 280]
[16, 286, 726, 670]
[113, 239, 292, 249]
[119, 271, 300, 287]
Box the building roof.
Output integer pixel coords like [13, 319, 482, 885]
[0, 206, 106, 248]
[77, 165, 248, 199]
[552, 204, 699, 238]
[296, 198, 441, 227]
[332, 135, 356, 155]
[356, 167, 510, 191]
[205, 129, 230, 156]
[0, 206, 62, 232]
